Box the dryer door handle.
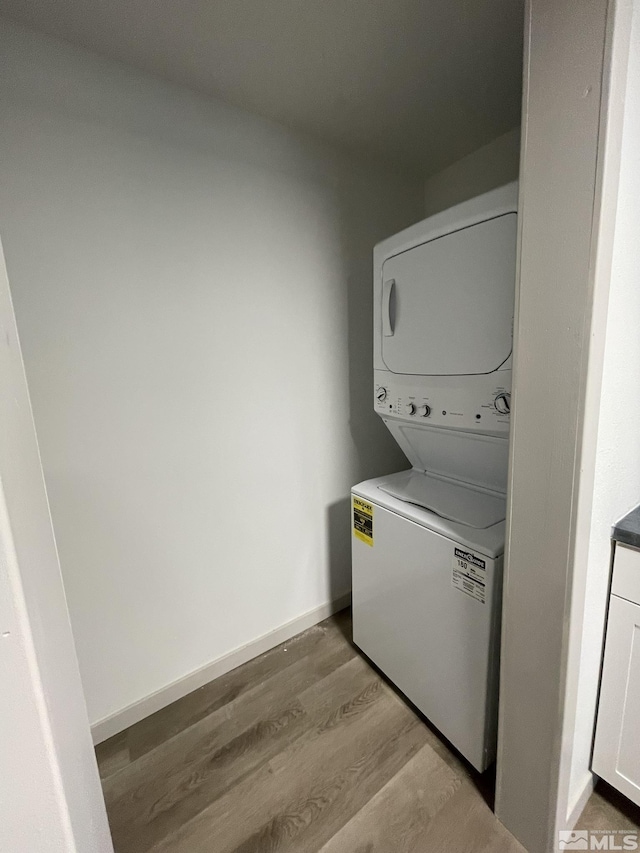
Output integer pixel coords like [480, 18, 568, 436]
[382, 279, 395, 337]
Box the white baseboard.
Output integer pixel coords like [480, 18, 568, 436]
[91, 592, 351, 745]
[566, 771, 596, 829]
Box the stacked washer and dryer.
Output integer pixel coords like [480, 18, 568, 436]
[351, 183, 518, 772]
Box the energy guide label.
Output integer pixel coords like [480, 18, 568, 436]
[452, 547, 486, 603]
[353, 497, 374, 546]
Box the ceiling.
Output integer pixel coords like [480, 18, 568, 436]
[2, 0, 524, 177]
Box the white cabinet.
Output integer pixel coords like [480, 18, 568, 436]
[592, 544, 640, 806]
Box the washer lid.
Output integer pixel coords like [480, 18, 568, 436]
[377, 469, 506, 529]
[382, 419, 509, 494]
[381, 213, 517, 376]
[352, 472, 505, 558]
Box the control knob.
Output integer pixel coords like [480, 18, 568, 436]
[494, 392, 511, 415]
[376, 387, 387, 403]
[418, 404, 431, 418]
[404, 403, 416, 416]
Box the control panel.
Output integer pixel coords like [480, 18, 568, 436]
[374, 369, 511, 434]
[493, 393, 511, 415]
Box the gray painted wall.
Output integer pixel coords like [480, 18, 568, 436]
[424, 128, 521, 217]
[565, 0, 639, 821]
[0, 23, 420, 730]
[495, 0, 621, 850]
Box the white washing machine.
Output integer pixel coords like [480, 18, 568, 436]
[352, 183, 518, 771]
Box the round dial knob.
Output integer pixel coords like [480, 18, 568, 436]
[494, 393, 511, 415]
[376, 387, 387, 403]
[404, 403, 416, 416]
[418, 404, 431, 418]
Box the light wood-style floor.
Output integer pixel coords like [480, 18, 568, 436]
[96, 610, 640, 852]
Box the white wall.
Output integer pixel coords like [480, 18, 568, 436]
[423, 127, 520, 217]
[0, 234, 112, 851]
[566, 0, 640, 815]
[0, 22, 421, 730]
[495, 0, 613, 850]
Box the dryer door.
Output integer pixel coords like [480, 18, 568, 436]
[381, 213, 517, 376]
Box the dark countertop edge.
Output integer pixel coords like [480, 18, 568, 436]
[612, 503, 640, 550]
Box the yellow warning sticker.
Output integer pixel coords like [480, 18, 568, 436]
[353, 496, 374, 546]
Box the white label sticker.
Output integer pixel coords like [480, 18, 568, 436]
[452, 547, 486, 604]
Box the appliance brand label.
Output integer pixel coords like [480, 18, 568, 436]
[353, 497, 374, 546]
[452, 547, 486, 603]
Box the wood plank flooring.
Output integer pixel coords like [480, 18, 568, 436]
[96, 610, 638, 852]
